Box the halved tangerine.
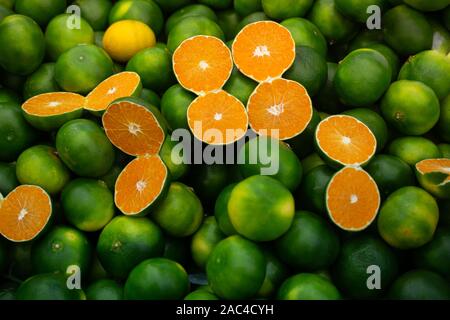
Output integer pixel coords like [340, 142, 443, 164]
[232, 21, 296, 82]
[85, 72, 142, 114]
[0, 185, 52, 242]
[415, 158, 450, 199]
[115, 155, 169, 216]
[326, 166, 380, 231]
[187, 90, 248, 145]
[102, 98, 165, 156]
[315, 115, 377, 167]
[22, 92, 84, 131]
[173, 35, 233, 95]
[247, 78, 312, 140]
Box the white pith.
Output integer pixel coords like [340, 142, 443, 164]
[342, 136, 351, 145]
[253, 45, 270, 57]
[136, 180, 147, 192]
[199, 60, 209, 70]
[48, 101, 60, 107]
[267, 103, 284, 116]
[107, 87, 117, 95]
[18, 208, 28, 221]
[127, 122, 142, 135]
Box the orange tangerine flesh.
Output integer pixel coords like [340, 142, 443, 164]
[102, 100, 165, 156]
[115, 155, 168, 216]
[22, 92, 84, 116]
[187, 90, 248, 145]
[232, 21, 295, 82]
[173, 35, 233, 95]
[85, 72, 141, 112]
[0, 185, 52, 242]
[326, 167, 380, 231]
[247, 78, 312, 140]
[316, 115, 377, 166]
[416, 158, 450, 183]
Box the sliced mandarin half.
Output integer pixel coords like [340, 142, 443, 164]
[85, 72, 142, 114]
[415, 158, 450, 199]
[315, 115, 377, 167]
[247, 78, 312, 140]
[102, 98, 165, 156]
[326, 166, 380, 231]
[22, 92, 85, 131]
[0, 185, 52, 242]
[115, 155, 169, 216]
[187, 90, 248, 145]
[173, 35, 233, 95]
[232, 21, 296, 82]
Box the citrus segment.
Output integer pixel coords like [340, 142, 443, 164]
[115, 155, 169, 216]
[85, 72, 142, 113]
[0, 185, 52, 242]
[232, 21, 296, 82]
[22, 92, 84, 131]
[173, 35, 232, 95]
[315, 115, 376, 167]
[247, 78, 312, 140]
[415, 158, 450, 199]
[187, 90, 248, 145]
[326, 167, 380, 231]
[102, 99, 165, 156]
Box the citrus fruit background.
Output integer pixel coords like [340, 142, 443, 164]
[0, 0, 449, 302]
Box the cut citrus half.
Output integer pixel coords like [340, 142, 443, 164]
[0, 185, 52, 242]
[115, 155, 169, 216]
[102, 98, 165, 156]
[247, 78, 312, 140]
[173, 35, 233, 95]
[187, 90, 248, 145]
[232, 21, 296, 82]
[415, 158, 450, 199]
[326, 166, 380, 231]
[21, 92, 84, 131]
[85, 72, 142, 114]
[315, 115, 377, 167]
